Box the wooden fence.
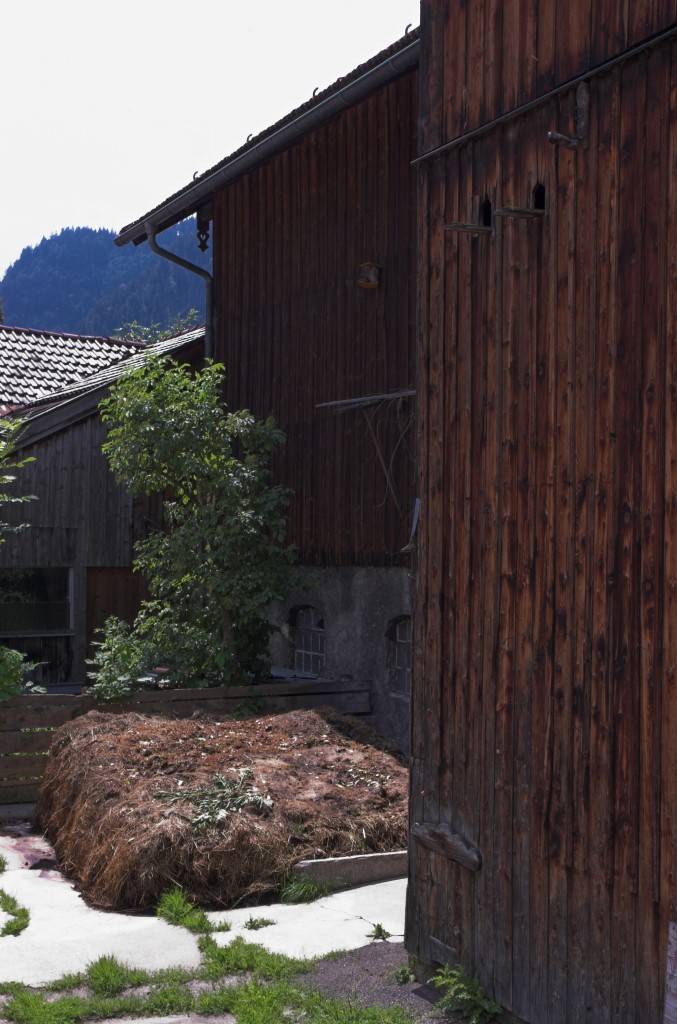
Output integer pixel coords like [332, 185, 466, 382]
[0, 678, 371, 805]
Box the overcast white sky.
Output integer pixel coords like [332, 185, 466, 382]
[1, 0, 420, 276]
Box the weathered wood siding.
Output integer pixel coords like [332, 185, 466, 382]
[0, 415, 158, 684]
[0, 415, 156, 570]
[212, 69, 418, 567]
[409, 32, 677, 1024]
[419, 0, 677, 152]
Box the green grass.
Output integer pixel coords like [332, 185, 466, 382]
[4, 979, 413, 1024]
[0, 868, 414, 1024]
[84, 957, 149, 998]
[279, 876, 332, 904]
[0, 889, 30, 937]
[368, 923, 391, 941]
[243, 915, 276, 931]
[199, 935, 315, 981]
[0, 853, 7, 874]
[155, 886, 212, 935]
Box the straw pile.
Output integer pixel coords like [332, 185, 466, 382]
[38, 708, 408, 910]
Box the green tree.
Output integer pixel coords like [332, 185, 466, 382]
[90, 357, 294, 699]
[0, 419, 36, 700]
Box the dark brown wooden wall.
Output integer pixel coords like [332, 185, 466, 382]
[212, 70, 418, 567]
[0, 415, 158, 683]
[419, 0, 677, 152]
[408, 35, 677, 1024]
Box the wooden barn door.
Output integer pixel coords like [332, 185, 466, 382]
[409, 39, 677, 1024]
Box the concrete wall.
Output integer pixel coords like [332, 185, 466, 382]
[268, 566, 412, 753]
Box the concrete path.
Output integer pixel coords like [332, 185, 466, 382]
[207, 878, 406, 959]
[0, 821, 407, 987]
[0, 825, 202, 985]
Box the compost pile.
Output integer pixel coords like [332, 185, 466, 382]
[38, 708, 408, 910]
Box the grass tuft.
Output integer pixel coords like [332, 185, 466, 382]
[243, 915, 276, 931]
[279, 876, 332, 904]
[199, 935, 314, 981]
[85, 957, 149, 998]
[368, 923, 391, 941]
[156, 886, 211, 934]
[0, 853, 7, 874]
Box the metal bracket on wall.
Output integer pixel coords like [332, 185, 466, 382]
[548, 81, 590, 148]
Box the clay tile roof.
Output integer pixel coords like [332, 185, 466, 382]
[116, 27, 420, 245]
[0, 325, 142, 412]
[24, 326, 205, 411]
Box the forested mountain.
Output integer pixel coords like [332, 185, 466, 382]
[0, 222, 209, 337]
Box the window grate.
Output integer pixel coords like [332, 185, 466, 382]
[388, 616, 412, 695]
[292, 606, 325, 677]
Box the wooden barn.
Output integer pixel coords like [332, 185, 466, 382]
[115, 31, 420, 750]
[408, 2, 677, 1022]
[0, 329, 203, 691]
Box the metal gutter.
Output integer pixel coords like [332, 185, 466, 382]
[116, 37, 420, 248]
[145, 222, 213, 358]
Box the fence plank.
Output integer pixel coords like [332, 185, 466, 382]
[0, 681, 371, 803]
[0, 755, 49, 780]
[0, 731, 55, 757]
[0, 782, 41, 803]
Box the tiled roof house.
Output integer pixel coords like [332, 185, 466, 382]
[0, 326, 142, 415]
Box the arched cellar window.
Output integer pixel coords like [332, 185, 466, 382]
[387, 615, 412, 695]
[291, 605, 326, 676]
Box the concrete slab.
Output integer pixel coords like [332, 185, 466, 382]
[315, 878, 407, 938]
[293, 850, 407, 887]
[0, 832, 201, 986]
[0, 825, 407, 987]
[206, 879, 406, 959]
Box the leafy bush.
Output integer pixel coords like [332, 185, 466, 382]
[431, 965, 501, 1024]
[0, 647, 25, 702]
[0, 419, 38, 703]
[0, 418, 35, 544]
[89, 357, 294, 697]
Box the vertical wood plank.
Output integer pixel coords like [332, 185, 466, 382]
[635, 42, 670, 1024]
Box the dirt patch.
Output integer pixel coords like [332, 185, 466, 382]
[38, 708, 407, 911]
[304, 942, 448, 1022]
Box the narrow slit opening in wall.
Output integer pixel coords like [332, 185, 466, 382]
[480, 198, 492, 228]
[533, 183, 546, 210]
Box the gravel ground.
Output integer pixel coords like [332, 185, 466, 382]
[302, 941, 458, 1022]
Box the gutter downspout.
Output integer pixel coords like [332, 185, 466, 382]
[144, 220, 213, 359]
